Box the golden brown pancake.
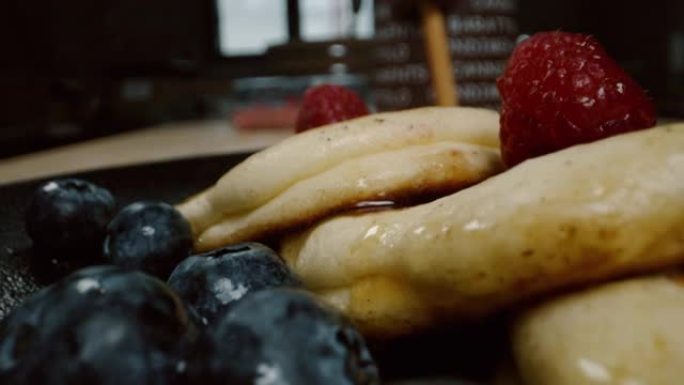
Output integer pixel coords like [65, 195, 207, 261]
[513, 273, 684, 385]
[281, 124, 684, 336]
[177, 106, 502, 251]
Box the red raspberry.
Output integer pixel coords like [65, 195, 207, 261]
[295, 84, 369, 133]
[497, 31, 657, 167]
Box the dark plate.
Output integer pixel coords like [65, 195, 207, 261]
[0, 153, 507, 384]
[0, 152, 250, 319]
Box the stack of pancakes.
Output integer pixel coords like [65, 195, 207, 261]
[178, 106, 684, 384]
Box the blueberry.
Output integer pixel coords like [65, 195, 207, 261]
[189, 288, 379, 385]
[168, 242, 300, 324]
[104, 201, 193, 279]
[25, 179, 116, 274]
[0, 266, 197, 385]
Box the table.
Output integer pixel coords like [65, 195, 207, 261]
[0, 121, 293, 185]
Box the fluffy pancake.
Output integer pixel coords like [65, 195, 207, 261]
[281, 124, 684, 336]
[513, 274, 684, 385]
[177, 106, 502, 251]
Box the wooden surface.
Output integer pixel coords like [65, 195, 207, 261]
[0, 121, 293, 185]
[420, 0, 458, 106]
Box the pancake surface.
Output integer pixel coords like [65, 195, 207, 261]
[177, 106, 502, 251]
[513, 274, 684, 385]
[282, 124, 684, 336]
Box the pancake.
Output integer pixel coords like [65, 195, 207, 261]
[177, 106, 502, 251]
[281, 124, 684, 336]
[190, 142, 502, 250]
[513, 274, 684, 385]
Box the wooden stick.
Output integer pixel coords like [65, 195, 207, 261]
[420, 0, 459, 106]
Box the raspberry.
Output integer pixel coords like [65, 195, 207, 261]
[295, 84, 369, 133]
[497, 31, 657, 167]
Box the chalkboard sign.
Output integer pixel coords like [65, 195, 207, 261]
[372, 0, 518, 111]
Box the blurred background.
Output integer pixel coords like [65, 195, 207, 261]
[0, 0, 682, 161]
